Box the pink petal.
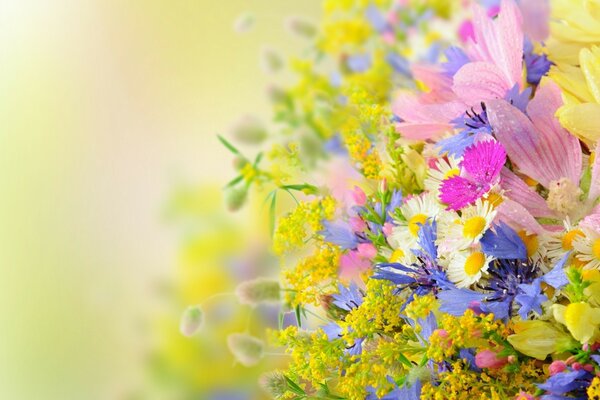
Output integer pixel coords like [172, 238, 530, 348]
[497, 198, 545, 235]
[393, 93, 464, 139]
[590, 142, 600, 201]
[453, 62, 511, 106]
[527, 81, 582, 185]
[487, 99, 567, 188]
[469, 0, 523, 89]
[500, 168, 557, 218]
[439, 176, 484, 210]
[518, 0, 550, 42]
[411, 64, 455, 102]
[462, 140, 506, 185]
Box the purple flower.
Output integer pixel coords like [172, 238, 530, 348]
[442, 46, 470, 76]
[543, 252, 570, 289]
[538, 369, 592, 396]
[515, 278, 547, 319]
[347, 54, 371, 73]
[524, 39, 553, 85]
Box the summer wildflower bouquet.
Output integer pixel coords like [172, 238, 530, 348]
[183, 0, 600, 399]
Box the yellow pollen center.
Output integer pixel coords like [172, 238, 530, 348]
[562, 229, 584, 250]
[444, 168, 459, 179]
[486, 192, 503, 208]
[390, 249, 405, 263]
[518, 230, 539, 258]
[463, 216, 487, 239]
[592, 239, 600, 260]
[464, 252, 486, 276]
[408, 214, 428, 237]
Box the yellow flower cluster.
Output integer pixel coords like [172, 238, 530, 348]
[284, 243, 341, 306]
[427, 310, 507, 363]
[421, 359, 542, 400]
[273, 196, 336, 255]
[589, 376, 600, 400]
[341, 279, 406, 337]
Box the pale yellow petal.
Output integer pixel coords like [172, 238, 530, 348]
[551, 0, 600, 43]
[580, 46, 600, 104]
[549, 63, 594, 103]
[557, 103, 600, 142]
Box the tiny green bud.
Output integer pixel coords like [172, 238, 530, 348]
[227, 332, 265, 367]
[261, 46, 284, 73]
[235, 278, 281, 306]
[180, 305, 204, 337]
[233, 12, 255, 33]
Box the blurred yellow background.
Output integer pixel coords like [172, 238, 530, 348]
[0, 0, 318, 398]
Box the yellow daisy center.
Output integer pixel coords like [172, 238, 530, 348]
[443, 168, 459, 179]
[464, 252, 486, 276]
[592, 238, 600, 260]
[408, 214, 428, 237]
[390, 249, 405, 263]
[462, 216, 487, 240]
[518, 230, 539, 258]
[562, 229, 584, 250]
[486, 192, 503, 208]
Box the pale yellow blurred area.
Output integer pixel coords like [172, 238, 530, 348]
[0, 0, 319, 398]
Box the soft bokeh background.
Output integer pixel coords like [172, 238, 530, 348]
[0, 0, 319, 398]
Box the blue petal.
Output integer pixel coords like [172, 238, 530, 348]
[480, 222, 527, 259]
[438, 287, 485, 316]
[320, 220, 358, 250]
[543, 252, 570, 289]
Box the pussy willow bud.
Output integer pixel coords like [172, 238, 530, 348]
[235, 278, 281, 306]
[260, 46, 284, 73]
[227, 332, 265, 366]
[179, 305, 204, 337]
[225, 185, 248, 212]
[259, 371, 288, 399]
[231, 115, 267, 145]
[233, 12, 255, 33]
[285, 16, 317, 38]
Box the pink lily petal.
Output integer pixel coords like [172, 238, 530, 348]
[518, 0, 550, 42]
[468, 0, 523, 89]
[527, 81, 582, 185]
[487, 99, 569, 188]
[497, 198, 545, 235]
[590, 142, 600, 201]
[500, 168, 557, 218]
[453, 62, 511, 106]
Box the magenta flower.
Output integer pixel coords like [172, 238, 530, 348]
[439, 140, 506, 210]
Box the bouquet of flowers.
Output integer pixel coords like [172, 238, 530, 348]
[187, 0, 600, 398]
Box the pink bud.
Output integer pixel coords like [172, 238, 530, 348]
[351, 186, 367, 206]
[382, 222, 394, 237]
[584, 364, 594, 372]
[458, 20, 474, 43]
[487, 5, 500, 18]
[435, 329, 448, 338]
[583, 343, 590, 351]
[382, 31, 395, 45]
[549, 360, 567, 375]
[572, 362, 583, 371]
[592, 342, 600, 352]
[514, 392, 535, 400]
[349, 216, 367, 232]
[357, 243, 377, 259]
[475, 350, 508, 369]
[508, 355, 517, 364]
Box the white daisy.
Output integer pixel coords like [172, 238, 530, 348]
[389, 193, 443, 252]
[573, 227, 600, 270]
[437, 199, 497, 253]
[545, 218, 583, 262]
[424, 157, 460, 196]
[446, 249, 494, 288]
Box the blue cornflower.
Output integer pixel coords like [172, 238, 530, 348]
[367, 378, 422, 400]
[538, 369, 593, 397]
[347, 53, 371, 73]
[543, 252, 570, 289]
[320, 220, 358, 250]
[514, 278, 547, 319]
[505, 84, 531, 113]
[322, 322, 343, 340]
[323, 134, 347, 156]
[332, 282, 363, 311]
[365, 4, 389, 33]
[437, 103, 491, 157]
[441, 46, 470, 76]
[480, 222, 527, 259]
[386, 52, 412, 77]
[524, 38, 553, 85]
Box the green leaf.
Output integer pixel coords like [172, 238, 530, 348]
[217, 135, 241, 155]
[284, 375, 306, 396]
[253, 152, 264, 167]
[224, 175, 244, 188]
[295, 304, 303, 328]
